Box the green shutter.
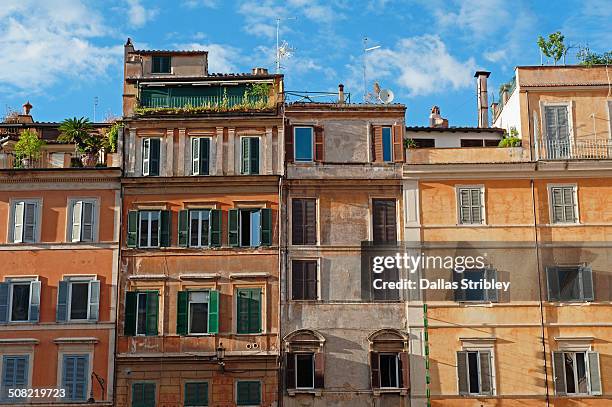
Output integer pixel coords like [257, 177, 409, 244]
[241, 138, 250, 174]
[124, 292, 137, 336]
[56, 281, 69, 322]
[228, 209, 239, 247]
[210, 210, 222, 247]
[237, 288, 261, 334]
[160, 210, 171, 247]
[200, 138, 210, 175]
[208, 290, 219, 334]
[149, 138, 161, 176]
[250, 138, 259, 174]
[145, 291, 158, 336]
[127, 211, 138, 248]
[177, 291, 188, 335]
[178, 210, 189, 247]
[260, 208, 272, 246]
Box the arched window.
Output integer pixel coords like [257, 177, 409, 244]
[283, 330, 325, 392]
[368, 329, 409, 392]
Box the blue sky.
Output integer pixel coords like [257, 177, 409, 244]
[1, 0, 610, 126]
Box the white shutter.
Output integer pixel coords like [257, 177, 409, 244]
[13, 202, 25, 243]
[23, 203, 37, 243]
[71, 201, 82, 242]
[192, 137, 200, 175]
[142, 138, 150, 176]
[81, 202, 94, 242]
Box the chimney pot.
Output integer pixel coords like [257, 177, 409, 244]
[475, 70, 491, 128]
[22, 101, 32, 116]
[252, 67, 268, 75]
[338, 84, 345, 104]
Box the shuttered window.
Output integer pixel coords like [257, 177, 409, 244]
[228, 208, 272, 247]
[241, 137, 260, 175]
[457, 350, 493, 395]
[294, 127, 314, 162]
[236, 381, 261, 406]
[191, 137, 210, 175]
[553, 351, 601, 395]
[177, 290, 219, 335]
[454, 268, 498, 302]
[546, 266, 593, 302]
[132, 382, 156, 407]
[62, 355, 89, 401]
[372, 199, 397, 243]
[0, 280, 40, 324]
[69, 200, 96, 242]
[1, 355, 28, 400]
[132, 210, 171, 248]
[550, 186, 577, 223]
[11, 200, 39, 243]
[185, 382, 208, 406]
[236, 288, 262, 334]
[291, 199, 316, 245]
[57, 278, 100, 322]
[142, 138, 161, 176]
[382, 127, 393, 162]
[152, 55, 171, 73]
[457, 187, 484, 224]
[291, 260, 318, 300]
[124, 291, 158, 336]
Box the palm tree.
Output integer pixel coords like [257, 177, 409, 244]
[58, 117, 104, 166]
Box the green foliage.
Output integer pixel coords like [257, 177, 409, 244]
[404, 138, 417, 149]
[105, 122, 123, 153]
[58, 116, 107, 154]
[577, 48, 612, 66]
[244, 83, 271, 100]
[134, 98, 275, 116]
[537, 32, 566, 64]
[499, 127, 521, 147]
[14, 129, 45, 160]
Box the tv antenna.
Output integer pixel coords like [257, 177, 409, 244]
[93, 96, 99, 122]
[363, 37, 381, 102]
[366, 81, 394, 104]
[276, 17, 296, 73]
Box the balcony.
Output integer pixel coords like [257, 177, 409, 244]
[537, 138, 612, 160]
[405, 146, 528, 164]
[0, 152, 120, 169]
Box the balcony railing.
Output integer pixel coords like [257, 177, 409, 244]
[139, 95, 265, 109]
[537, 138, 612, 160]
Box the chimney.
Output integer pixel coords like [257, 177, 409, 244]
[338, 84, 345, 104]
[474, 70, 491, 128]
[429, 106, 449, 128]
[502, 89, 509, 105]
[16, 101, 34, 124]
[22, 101, 32, 115]
[252, 67, 269, 75]
[490, 102, 499, 121]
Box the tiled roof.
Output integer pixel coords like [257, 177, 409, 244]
[131, 49, 208, 55]
[406, 126, 504, 133]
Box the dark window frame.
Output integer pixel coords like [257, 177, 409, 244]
[291, 198, 317, 245]
[372, 199, 397, 244]
[291, 260, 318, 301]
[293, 127, 314, 162]
[151, 55, 171, 74]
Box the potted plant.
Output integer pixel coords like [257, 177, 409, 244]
[58, 117, 106, 167]
[104, 121, 123, 166]
[498, 127, 521, 148]
[404, 138, 417, 149]
[14, 129, 45, 168]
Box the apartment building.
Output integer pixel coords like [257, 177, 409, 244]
[403, 67, 611, 406]
[0, 110, 120, 405]
[281, 94, 409, 407]
[115, 39, 283, 407]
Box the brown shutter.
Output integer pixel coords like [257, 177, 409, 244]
[285, 123, 294, 163]
[392, 124, 404, 162]
[400, 352, 410, 389]
[291, 199, 304, 245]
[372, 126, 383, 162]
[286, 352, 295, 389]
[370, 352, 380, 388]
[314, 352, 325, 388]
[314, 126, 324, 162]
[305, 199, 317, 245]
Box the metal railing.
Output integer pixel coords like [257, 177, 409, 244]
[284, 91, 351, 104]
[139, 95, 267, 109]
[537, 138, 612, 160]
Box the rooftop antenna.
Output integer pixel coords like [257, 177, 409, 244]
[276, 17, 296, 73]
[363, 37, 381, 102]
[93, 96, 99, 122]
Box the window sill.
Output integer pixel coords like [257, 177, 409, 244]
[373, 388, 408, 396]
[456, 301, 495, 307]
[287, 389, 322, 397]
[548, 300, 593, 305]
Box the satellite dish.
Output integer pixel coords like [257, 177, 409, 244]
[378, 89, 394, 104]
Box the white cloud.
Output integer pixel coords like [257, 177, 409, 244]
[177, 43, 242, 73]
[484, 49, 506, 63]
[183, 0, 219, 8]
[0, 0, 121, 92]
[434, 0, 509, 38]
[126, 0, 158, 28]
[362, 35, 477, 96]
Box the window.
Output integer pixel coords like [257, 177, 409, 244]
[142, 138, 161, 176]
[372, 199, 397, 243]
[544, 105, 570, 159]
[370, 349, 407, 389]
[294, 354, 314, 389]
[546, 266, 593, 302]
[382, 127, 393, 162]
[285, 330, 325, 391]
[457, 187, 484, 225]
[236, 288, 262, 334]
[1, 355, 28, 400]
[294, 127, 314, 162]
[412, 138, 435, 148]
[236, 381, 261, 406]
[178, 209, 221, 248]
[124, 291, 159, 336]
[0, 279, 40, 323]
[454, 269, 498, 302]
[132, 382, 156, 407]
[228, 208, 272, 247]
[291, 199, 316, 245]
[152, 55, 171, 74]
[241, 137, 259, 175]
[191, 137, 210, 175]
[291, 260, 318, 300]
[10, 200, 39, 243]
[460, 139, 485, 147]
[127, 210, 171, 248]
[549, 185, 577, 224]
[457, 350, 493, 395]
[56, 278, 100, 322]
[68, 200, 96, 242]
[553, 351, 601, 395]
[177, 290, 219, 335]
[185, 382, 208, 406]
[62, 355, 89, 401]
[372, 265, 400, 301]
[379, 353, 399, 388]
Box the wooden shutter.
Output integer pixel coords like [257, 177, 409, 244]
[178, 210, 189, 247]
[0, 283, 9, 323]
[241, 138, 250, 174]
[210, 209, 222, 247]
[29, 281, 41, 323]
[306, 261, 318, 300]
[149, 138, 161, 176]
[588, 352, 602, 395]
[71, 201, 82, 242]
[580, 266, 594, 301]
[485, 269, 498, 302]
[176, 291, 188, 335]
[228, 209, 239, 247]
[453, 270, 466, 302]
[250, 289, 262, 333]
[142, 138, 150, 176]
[291, 199, 303, 245]
[286, 353, 296, 389]
[192, 137, 200, 175]
[552, 351, 566, 395]
[23, 202, 36, 243]
[372, 199, 396, 243]
[200, 138, 210, 175]
[479, 351, 492, 395]
[285, 123, 294, 163]
[314, 126, 324, 162]
[471, 189, 482, 224]
[88, 280, 100, 322]
[127, 211, 138, 248]
[314, 352, 325, 388]
[291, 261, 304, 300]
[208, 289, 219, 334]
[370, 352, 380, 388]
[3, 356, 28, 391]
[13, 202, 24, 243]
[400, 352, 409, 389]
[305, 199, 317, 244]
[260, 208, 272, 246]
[392, 124, 404, 162]
[56, 281, 68, 322]
[250, 138, 260, 174]
[81, 202, 94, 242]
[546, 267, 560, 301]
[160, 210, 171, 247]
[146, 291, 158, 336]
[372, 126, 383, 162]
[124, 292, 137, 336]
[457, 351, 469, 395]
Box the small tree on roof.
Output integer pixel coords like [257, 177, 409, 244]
[537, 32, 566, 65]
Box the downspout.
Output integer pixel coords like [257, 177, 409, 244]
[277, 98, 287, 407]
